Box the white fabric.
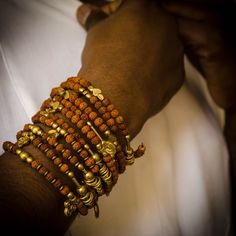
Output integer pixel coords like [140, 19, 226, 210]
[0, 0, 230, 235]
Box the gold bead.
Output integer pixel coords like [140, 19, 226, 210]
[32, 126, 40, 133]
[93, 154, 101, 162]
[67, 192, 74, 199]
[37, 130, 43, 136]
[78, 186, 87, 195]
[67, 171, 74, 178]
[16, 149, 22, 155]
[85, 172, 94, 180]
[19, 152, 29, 160]
[26, 157, 33, 163]
[78, 164, 84, 171]
[60, 129, 66, 135]
[52, 123, 58, 129]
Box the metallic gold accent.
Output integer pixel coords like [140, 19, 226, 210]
[88, 86, 104, 101]
[125, 135, 135, 165]
[94, 203, 99, 218]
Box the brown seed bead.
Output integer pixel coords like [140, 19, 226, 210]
[102, 98, 110, 106]
[75, 109, 82, 116]
[39, 116, 46, 123]
[116, 116, 124, 124]
[98, 106, 106, 114]
[85, 158, 95, 167]
[56, 118, 64, 126]
[103, 112, 111, 120]
[110, 166, 116, 173]
[91, 136, 100, 145]
[81, 125, 90, 134]
[60, 99, 66, 105]
[79, 138, 86, 146]
[119, 123, 126, 130]
[91, 165, 99, 174]
[54, 179, 62, 189]
[61, 107, 68, 115]
[79, 78, 91, 87]
[84, 107, 92, 115]
[87, 131, 96, 140]
[50, 87, 61, 97]
[62, 123, 69, 130]
[73, 83, 81, 92]
[106, 161, 115, 168]
[111, 109, 119, 118]
[66, 111, 74, 119]
[56, 144, 64, 152]
[60, 164, 69, 173]
[48, 137, 57, 146]
[94, 117, 103, 127]
[65, 134, 74, 144]
[103, 155, 112, 163]
[45, 118, 53, 126]
[77, 120, 85, 129]
[70, 76, 80, 83]
[75, 98, 82, 106]
[69, 94, 77, 103]
[122, 129, 129, 136]
[89, 112, 97, 121]
[38, 166, 47, 175]
[95, 101, 102, 109]
[65, 101, 72, 108]
[79, 102, 88, 111]
[81, 114, 88, 121]
[54, 158, 62, 165]
[45, 172, 54, 182]
[62, 149, 71, 159]
[70, 105, 77, 112]
[80, 150, 88, 159]
[32, 138, 41, 146]
[67, 127, 75, 134]
[60, 185, 70, 196]
[99, 124, 108, 132]
[46, 149, 55, 158]
[111, 125, 118, 133]
[31, 160, 39, 169]
[106, 118, 115, 127]
[40, 143, 48, 152]
[70, 156, 78, 165]
[72, 142, 81, 151]
[90, 96, 98, 104]
[107, 104, 115, 112]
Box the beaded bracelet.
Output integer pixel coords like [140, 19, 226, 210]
[3, 76, 145, 217]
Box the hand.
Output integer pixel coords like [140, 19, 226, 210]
[77, 0, 185, 137]
[162, 0, 236, 110]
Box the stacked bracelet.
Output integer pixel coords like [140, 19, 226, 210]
[3, 76, 145, 217]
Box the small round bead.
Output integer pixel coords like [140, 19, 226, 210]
[45, 119, 53, 126]
[89, 112, 97, 120]
[45, 172, 54, 182]
[102, 98, 110, 106]
[31, 160, 39, 169]
[46, 149, 55, 158]
[99, 124, 108, 132]
[75, 98, 82, 106]
[38, 166, 47, 175]
[111, 109, 119, 118]
[40, 144, 48, 151]
[91, 136, 100, 145]
[66, 111, 73, 119]
[79, 138, 86, 145]
[94, 117, 103, 127]
[80, 150, 88, 159]
[90, 96, 98, 104]
[84, 107, 92, 115]
[77, 120, 85, 129]
[95, 101, 102, 109]
[60, 185, 70, 195]
[56, 144, 64, 152]
[98, 106, 106, 114]
[116, 116, 124, 124]
[103, 112, 111, 120]
[107, 118, 115, 127]
[85, 158, 95, 167]
[32, 138, 41, 146]
[65, 101, 72, 108]
[47, 137, 57, 146]
[61, 107, 68, 115]
[73, 83, 81, 92]
[62, 123, 69, 130]
[91, 165, 99, 174]
[75, 109, 82, 116]
[70, 156, 78, 165]
[70, 105, 77, 112]
[67, 127, 75, 134]
[81, 114, 88, 121]
[60, 164, 69, 173]
[107, 104, 115, 111]
[65, 134, 74, 144]
[79, 102, 88, 111]
[54, 158, 62, 165]
[72, 142, 81, 151]
[111, 125, 118, 133]
[79, 79, 91, 87]
[81, 125, 90, 134]
[54, 179, 62, 189]
[62, 149, 71, 159]
[87, 131, 96, 139]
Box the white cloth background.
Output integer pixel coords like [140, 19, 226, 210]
[0, 0, 230, 235]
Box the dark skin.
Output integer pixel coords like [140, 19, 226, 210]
[0, 1, 184, 235]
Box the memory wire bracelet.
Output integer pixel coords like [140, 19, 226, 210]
[3, 76, 146, 218]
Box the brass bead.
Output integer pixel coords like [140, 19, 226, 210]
[60, 129, 66, 135]
[16, 149, 22, 155]
[52, 123, 58, 129]
[19, 152, 29, 160]
[37, 130, 43, 136]
[32, 126, 40, 133]
[26, 157, 33, 163]
[78, 186, 87, 195]
[93, 154, 101, 162]
[67, 171, 74, 178]
[85, 172, 94, 180]
[78, 164, 84, 171]
[67, 192, 74, 199]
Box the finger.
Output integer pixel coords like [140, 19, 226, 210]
[161, 1, 217, 21]
[76, 4, 108, 31]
